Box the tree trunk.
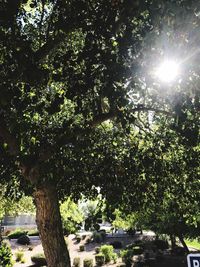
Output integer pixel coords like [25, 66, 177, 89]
[34, 184, 71, 267]
[178, 234, 189, 253]
[170, 234, 176, 250]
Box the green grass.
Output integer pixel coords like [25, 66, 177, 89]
[186, 239, 200, 250]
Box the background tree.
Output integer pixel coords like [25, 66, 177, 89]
[60, 198, 83, 236]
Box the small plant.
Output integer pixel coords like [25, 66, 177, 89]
[95, 254, 105, 266]
[31, 253, 47, 266]
[93, 232, 102, 243]
[17, 234, 30, 245]
[79, 245, 85, 252]
[8, 229, 27, 239]
[0, 242, 13, 267]
[15, 250, 24, 262]
[99, 230, 106, 241]
[132, 246, 143, 255]
[95, 247, 100, 254]
[76, 235, 81, 243]
[82, 235, 87, 240]
[83, 258, 93, 267]
[100, 245, 117, 263]
[86, 237, 92, 244]
[120, 249, 134, 267]
[73, 257, 81, 267]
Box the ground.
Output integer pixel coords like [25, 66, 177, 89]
[9, 231, 197, 267]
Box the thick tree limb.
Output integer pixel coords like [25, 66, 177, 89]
[90, 107, 173, 127]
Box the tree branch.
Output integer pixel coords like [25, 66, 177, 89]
[90, 107, 173, 127]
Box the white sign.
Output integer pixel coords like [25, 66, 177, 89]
[187, 254, 200, 267]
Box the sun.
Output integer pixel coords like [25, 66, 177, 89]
[155, 60, 180, 83]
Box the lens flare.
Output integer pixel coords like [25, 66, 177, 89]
[155, 60, 179, 82]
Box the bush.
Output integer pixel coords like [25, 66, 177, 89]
[93, 232, 102, 243]
[83, 258, 93, 267]
[8, 229, 27, 239]
[79, 245, 85, 252]
[95, 247, 100, 254]
[127, 228, 136, 236]
[0, 242, 13, 267]
[15, 250, 24, 262]
[28, 229, 39, 236]
[31, 253, 47, 266]
[110, 241, 123, 249]
[99, 230, 106, 240]
[94, 223, 100, 231]
[153, 239, 169, 250]
[120, 249, 134, 267]
[132, 246, 143, 255]
[82, 235, 87, 240]
[73, 257, 80, 267]
[17, 234, 30, 245]
[100, 245, 117, 263]
[76, 235, 81, 243]
[95, 254, 105, 266]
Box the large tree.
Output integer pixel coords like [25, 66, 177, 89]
[0, 0, 199, 266]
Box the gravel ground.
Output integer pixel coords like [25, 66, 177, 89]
[9, 232, 155, 267]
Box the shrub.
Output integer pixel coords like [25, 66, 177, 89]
[127, 228, 136, 236]
[95, 254, 105, 266]
[132, 246, 143, 255]
[83, 258, 93, 267]
[31, 253, 47, 266]
[28, 229, 39, 236]
[82, 235, 87, 240]
[95, 247, 100, 254]
[15, 250, 24, 262]
[99, 230, 106, 240]
[100, 245, 117, 263]
[110, 241, 123, 249]
[94, 223, 100, 231]
[73, 257, 81, 267]
[76, 235, 81, 243]
[92, 232, 102, 243]
[86, 237, 92, 244]
[17, 234, 30, 245]
[0, 242, 13, 267]
[79, 245, 85, 252]
[120, 249, 134, 267]
[153, 239, 169, 250]
[8, 229, 27, 239]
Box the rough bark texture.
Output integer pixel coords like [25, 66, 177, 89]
[34, 184, 71, 267]
[170, 234, 176, 250]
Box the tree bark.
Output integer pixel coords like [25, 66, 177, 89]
[178, 234, 189, 253]
[33, 184, 71, 267]
[170, 234, 176, 250]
